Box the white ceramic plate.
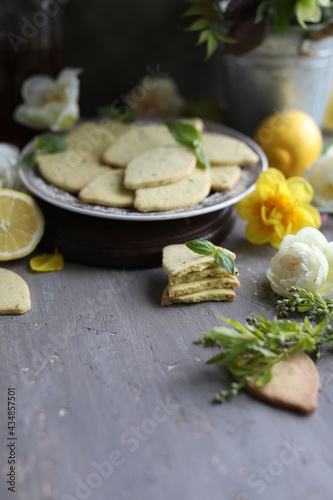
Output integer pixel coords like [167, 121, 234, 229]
[19, 120, 268, 221]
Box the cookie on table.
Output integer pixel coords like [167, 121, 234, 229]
[134, 167, 211, 212]
[65, 121, 116, 160]
[211, 165, 242, 191]
[0, 268, 31, 315]
[79, 169, 135, 208]
[244, 352, 320, 414]
[124, 145, 196, 189]
[202, 133, 259, 165]
[37, 150, 110, 194]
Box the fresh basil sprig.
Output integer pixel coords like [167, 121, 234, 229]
[98, 105, 134, 123]
[196, 312, 333, 403]
[166, 121, 210, 169]
[16, 134, 68, 170]
[185, 239, 235, 275]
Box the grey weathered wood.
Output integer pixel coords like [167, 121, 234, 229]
[1, 216, 333, 500]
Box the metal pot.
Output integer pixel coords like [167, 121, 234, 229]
[221, 25, 333, 135]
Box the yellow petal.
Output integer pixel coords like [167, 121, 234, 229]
[245, 220, 272, 244]
[286, 177, 314, 203]
[292, 205, 321, 232]
[30, 248, 64, 272]
[259, 167, 286, 186]
[236, 192, 258, 219]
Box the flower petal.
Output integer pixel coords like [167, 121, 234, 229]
[286, 176, 314, 203]
[21, 75, 56, 105]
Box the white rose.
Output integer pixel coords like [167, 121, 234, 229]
[305, 146, 333, 208]
[267, 227, 333, 297]
[0, 143, 22, 190]
[13, 68, 81, 132]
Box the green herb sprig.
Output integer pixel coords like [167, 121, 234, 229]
[16, 134, 68, 170]
[185, 239, 234, 274]
[276, 286, 333, 322]
[196, 313, 333, 403]
[183, 0, 236, 60]
[165, 121, 210, 169]
[98, 105, 134, 123]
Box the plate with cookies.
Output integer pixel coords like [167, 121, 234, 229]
[19, 118, 267, 267]
[19, 118, 267, 221]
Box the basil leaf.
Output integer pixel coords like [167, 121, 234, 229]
[98, 106, 134, 123]
[15, 150, 36, 170]
[185, 239, 215, 255]
[214, 248, 235, 275]
[195, 144, 210, 169]
[16, 134, 68, 171]
[35, 134, 68, 154]
[165, 121, 202, 147]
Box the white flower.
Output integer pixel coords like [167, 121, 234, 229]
[267, 227, 333, 297]
[0, 143, 22, 190]
[131, 77, 184, 118]
[13, 68, 82, 132]
[305, 146, 333, 208]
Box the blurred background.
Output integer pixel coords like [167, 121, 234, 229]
[0, 0, 223, 145]
[64, 0, 221, 116]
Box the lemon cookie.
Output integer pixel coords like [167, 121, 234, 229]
[211, 165, 242, 191]
[37, 150, 110, 193]
[162, 243, 235, 278]
[124, 145, 196, 189]
[79, 169, 135, 207]
[65, 122, 116, 160]
[202, 133, 259, 165]
[134, 167, 211, 212]
[0, 268, 31, 314]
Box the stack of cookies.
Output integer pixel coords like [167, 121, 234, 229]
[161, 244, 240, 305]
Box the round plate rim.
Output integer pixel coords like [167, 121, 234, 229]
[19, 120, 268, 221]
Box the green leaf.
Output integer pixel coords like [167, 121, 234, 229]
[15, 150, 36, 170]
[182, 6, 206, 17]
[255, 0, 273, 23]
[165, 121, 202, 147]
[186, 19, 210, 32]
[256, 366, 273, 387]
[213, 31, 237, 44]
[196, 29, 212, 46]
[195, 144, 211, 168]
[16, 133, 68, 171]
[274, 0, 295, 34]
[35, 134, 68, 154]
[205, 33, 218, 60]
[214, 248, 235, 275]
[185, 239, 215, 255]
[98, 106, 134, 123]
[251, 345, 277, 358]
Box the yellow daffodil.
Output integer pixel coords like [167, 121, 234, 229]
[236, 168, 321, 248]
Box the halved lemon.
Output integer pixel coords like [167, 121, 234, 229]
[0, 189, 45, 261]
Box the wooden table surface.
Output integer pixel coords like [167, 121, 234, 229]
[1, 213, 333, 500]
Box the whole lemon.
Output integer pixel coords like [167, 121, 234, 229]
[254, 110, 323, 177]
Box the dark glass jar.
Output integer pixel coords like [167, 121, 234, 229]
[0, 0, 66, 147]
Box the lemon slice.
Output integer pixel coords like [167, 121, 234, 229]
[0, 189, 45, 261]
